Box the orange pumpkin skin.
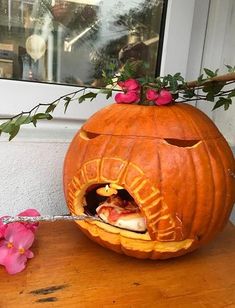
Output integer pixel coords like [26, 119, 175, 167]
[63, 103, 235, 259]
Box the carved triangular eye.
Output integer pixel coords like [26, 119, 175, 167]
[164, 138, 201, 147]
[79, 129, 100, 140]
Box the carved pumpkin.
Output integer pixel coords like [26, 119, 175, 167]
[63, 103, 235, 259]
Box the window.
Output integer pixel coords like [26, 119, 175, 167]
[0, 0, 206, 141]
[0, 0, 167, 86]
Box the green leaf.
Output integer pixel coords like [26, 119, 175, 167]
[9, 125, 20, 141]
[226, 64, 232, 70]
[225, 64, 235, 73]
[46, 104, 57, 113]
[108, 62, 116, 71]
[0, 122, 21, 140]
[174, 72, 185, 82]
[100, 88, 111, 95]
[202, 81, 225, 94]
[183, 89, 195, 98]
[64, 101, 70, 113]
[139, 76, 154, 84]
[212, 99, 225, 110]
[102, 70, 114, 86]
[172, 92, 179, 100]
[224, 101, 231, 110]
[162, 76, 168, 87]
[120, 60, 138, 80]
[106, 90, 112, 100]
[174, 72, 181, 78]
[0, 121, 12, 133]
[167, 75, 178, 93]
[33, 113, 53, 120]
[212, 97, 232, 110]
[206, 92, 215, 102]
[197, 74, 204, 84]
[32, 119, 37, 127]
[15, 115, 32, 126]
[79, 92, 97, 103]
[100, 88, 113, 100]
[228, 89, 235, 98]
[177, 75, 185, 83]
[214, 81, 226, 93]
[102, 70, 107, 79]
[46, 114, 53, 120]
[63, 97, 71, 114]
[204, 68, 218, 78]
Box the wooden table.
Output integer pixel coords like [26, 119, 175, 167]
[1, 221, 235, 308]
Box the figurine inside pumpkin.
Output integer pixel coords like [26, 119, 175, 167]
[84, 183, 147, 232]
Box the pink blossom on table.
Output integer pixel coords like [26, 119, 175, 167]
[18, 209, 40, 233]
[117, 79, 140, 92]
[0, 223, 34, 274]
[155, 89, 173, 106]
[146, 89, 159, 101]
[115, 91, 140, 104]
[0, 208, 40, 274]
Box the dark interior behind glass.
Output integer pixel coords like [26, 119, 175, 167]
[0, 0, 166, 86]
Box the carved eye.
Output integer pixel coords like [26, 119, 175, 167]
[164, 138, 201, 148]
[79, 129, 100, 140]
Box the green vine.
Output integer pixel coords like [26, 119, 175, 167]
[0, 62, 235, 140]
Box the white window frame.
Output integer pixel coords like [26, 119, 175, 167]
[196, 0, 235, 148]
[0, 0, 210, 142]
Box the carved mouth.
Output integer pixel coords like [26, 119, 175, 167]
[67, 177, 195, 254]
[66, 157, 196, 256]
[68, 176, 183, 242]
[83, 183, 147, 233]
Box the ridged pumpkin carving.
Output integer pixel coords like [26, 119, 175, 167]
[63, 103, 235, 259]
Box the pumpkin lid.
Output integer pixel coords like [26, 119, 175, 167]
[82, 103, 222, 140]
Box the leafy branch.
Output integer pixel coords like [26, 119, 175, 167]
[102, 61, 235, 108]
[0, 62, 235, 141]
[0, 86, 115, 140]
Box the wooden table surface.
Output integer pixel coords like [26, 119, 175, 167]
[0, 221, 235, 308]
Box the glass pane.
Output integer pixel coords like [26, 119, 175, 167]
[0, 0, 166, 86]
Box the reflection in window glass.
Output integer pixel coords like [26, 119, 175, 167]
[0, 0, 165, 86]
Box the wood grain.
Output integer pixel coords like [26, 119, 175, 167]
[0, 222, 234, 308]
[187, 72, 235, 88]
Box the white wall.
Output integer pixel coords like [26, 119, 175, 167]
[0, 141, 69, 216]
[198, 0, 235, 147]
[0, 81, 110, 216]
[196, 0, 235, 222]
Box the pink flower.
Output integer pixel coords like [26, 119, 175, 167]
[146, 89, 159, 101]
[146, 88, 173, 106]
[115, 91, 140, 104]
[0, 208, 40, 274]
[18, 209, 40, 233]
[118, 79, 140, 92]
[155, 89, 173, 106]
[0, 223, 34, 274]
[115, 79, 141, 104]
